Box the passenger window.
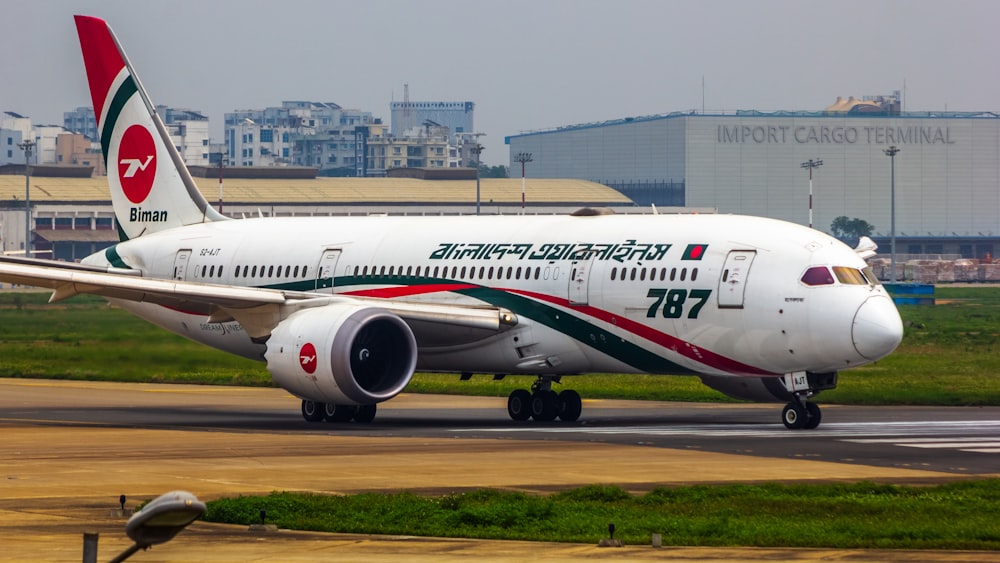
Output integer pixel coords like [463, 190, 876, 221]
[691, 268, 698, 281]
[670, 268, 676, 281]
[218, 266, 224, 278]
[801, 266, 835, 286]
[680, 268, 686, 281]
[611, 267, 617, 280]
[267, 266, 274, 277]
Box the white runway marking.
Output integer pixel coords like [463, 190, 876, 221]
[453, 420, 1000, 444]
[844, 437, 1000, 454]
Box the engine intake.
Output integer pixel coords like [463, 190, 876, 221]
[265, 304, 417, 405]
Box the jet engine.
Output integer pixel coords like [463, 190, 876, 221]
[698, 372, 837, 403]
[265, 303, 417, 405]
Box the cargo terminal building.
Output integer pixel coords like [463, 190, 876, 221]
[506, 101, 1000, 260]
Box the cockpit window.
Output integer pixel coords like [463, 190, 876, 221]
[800, 266, 834, 286]
[862, 267, 881, 286]
[833, 266, 868, 285]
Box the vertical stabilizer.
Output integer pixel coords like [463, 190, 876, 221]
[74, 15, 226, 240]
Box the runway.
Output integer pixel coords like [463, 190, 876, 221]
[1, 378, 997, 562]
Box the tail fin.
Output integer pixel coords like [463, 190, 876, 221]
[74, 15, 225, 240]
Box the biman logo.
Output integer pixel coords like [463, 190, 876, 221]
[300, 342, 318, 374]
[117, 124, 156, 204]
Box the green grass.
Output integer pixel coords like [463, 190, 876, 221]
[203, 481, 1000, 549]
[2, 287, 1000, 405]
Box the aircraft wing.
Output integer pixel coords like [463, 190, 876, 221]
[0, 256, 516, 342]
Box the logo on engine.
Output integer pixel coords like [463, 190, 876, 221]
[117, 124, 156, 204]
[300, 342, 318, 374]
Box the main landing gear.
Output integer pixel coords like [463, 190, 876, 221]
[301, 400, 377, 423]
[506, 376, 582, 422]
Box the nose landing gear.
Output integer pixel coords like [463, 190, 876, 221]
[782, 399, 821, 430]
[780, 371, 835, 430]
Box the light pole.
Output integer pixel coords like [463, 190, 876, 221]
[216, 151, 226, 214]
[83, 490, 206, 563]
[884, 145, 901, 283]
[514, 152, 533, 213]
[471, 142, 484, 216]
[17, 139, 35, 257]
[800, 158, 822, 229]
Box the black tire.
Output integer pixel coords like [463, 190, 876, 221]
[803, 402, 822, 429]
[557, 389, 582, 422]
[782, 402, 807, 430]
[507, 389, 532, 421]
[353, 404, 377, 423]
[324, 403, 357, 422]
[301, 400, 325, 422]
[530, 390, 559, 422]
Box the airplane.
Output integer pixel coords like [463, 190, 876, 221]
[0, 15, 904, 430]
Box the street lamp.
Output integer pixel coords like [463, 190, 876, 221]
[884, 145, 901, 283]
[216, 151, 226, 214]
[16, 139, 35, 257]
[514, 152, 533, 214]
[471, 142, 484, 215]
[85, 490, 206, 563]
[800, 158, 822, 229]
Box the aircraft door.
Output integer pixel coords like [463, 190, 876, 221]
[718, 250, 756, 308]
[172, 249, 192, 281]
[315, 249, 341, 291]
[568, 253, 596, 306]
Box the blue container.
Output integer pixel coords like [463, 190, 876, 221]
[884, 283, 935, 305]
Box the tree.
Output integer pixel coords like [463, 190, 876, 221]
[830, 216, 875, 247]
[478, 164, 509, 178]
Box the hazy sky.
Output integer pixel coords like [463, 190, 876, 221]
[2, 0, 998, 165]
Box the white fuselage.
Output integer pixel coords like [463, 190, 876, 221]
[84, 212, 901, 381]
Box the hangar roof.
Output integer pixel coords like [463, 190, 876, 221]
[0, 176, 632, 205]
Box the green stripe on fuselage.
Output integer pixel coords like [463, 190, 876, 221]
[328, 275, 693, 374]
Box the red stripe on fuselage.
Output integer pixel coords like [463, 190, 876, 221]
[508, 288, 775, 376]
[344, 283, 478, 298]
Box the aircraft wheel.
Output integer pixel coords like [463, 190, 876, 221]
[803, 402, 822, 429]
[781, 402, 807, 430]
[301, 400, 325, 422]
[354, 404, 377, 423]
[324, 403, 357, 422]
[557, 390, 582, 422]
[530, 390, 559, 421]
[507, 389, 532, 421]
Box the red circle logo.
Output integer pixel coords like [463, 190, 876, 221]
[117, 124, 157, 204]
[299, 343, 318, 374]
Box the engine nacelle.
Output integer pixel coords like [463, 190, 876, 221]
[698, 372, 837, 403]
[265, 303, 417, 405]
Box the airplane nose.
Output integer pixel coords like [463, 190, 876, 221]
[852, 295, 904, 360]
